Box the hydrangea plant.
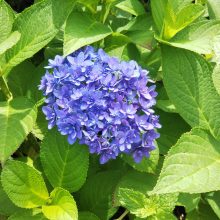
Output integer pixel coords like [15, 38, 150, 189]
[0, 0, 220, 219]
[39, 46, 161, 164]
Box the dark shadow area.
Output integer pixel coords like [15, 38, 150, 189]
[173, 206, 186, 220]
[110, 207, 129, 220]
[5, 0, 34, 12]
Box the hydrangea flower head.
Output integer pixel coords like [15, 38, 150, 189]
[39, 46, 161, 164]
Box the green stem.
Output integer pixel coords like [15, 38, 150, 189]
[0, 75, 13, 101]
[36, 97, 45, 107]
[115, 210, 129, 220]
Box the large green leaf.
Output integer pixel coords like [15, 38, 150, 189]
[0, 97, 37, 163]
[42, 187, 78, 220]
[2, 0, 76, 75]
[152, 129, 220, 194]
[1, 160, 49, 208]
[162, 46, 220, 140]
[161, 20, 220, 54]
[64, 12, 112, 56]
[41, 129, 89, 193]
[79, 171, 121, 220]
[0, 0, 14, 44]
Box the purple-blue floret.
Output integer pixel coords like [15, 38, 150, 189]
[39, 46, 161, 164]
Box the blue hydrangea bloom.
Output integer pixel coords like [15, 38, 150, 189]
[39, 46, 161, 164]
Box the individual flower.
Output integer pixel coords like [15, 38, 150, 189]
[39, 46, 161, 164]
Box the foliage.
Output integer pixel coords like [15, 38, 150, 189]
[0, 0, 220, 219]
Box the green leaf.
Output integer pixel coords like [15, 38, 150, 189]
[168, 0, 194, 12]
[213, 35, 220, 64]
[156, 86, 175, 112]
[64, 12, 112, 56]
[161, 20, 220, 54]
[79, 171, 121, 220]
[121, 43, 140, 61]
[2, 0, 76, 75]
[42, 187, 78, 220]
[212, 64, 220, 95]
[156, 109, 190, 155]
[116, 170, 157, 194]
[26, 61, 46, 102]
[161, 46, 220, 140]
[117, 14, 153, 33]
[122, 145, 159, 173]
[1, 160, 49, 208]
[0, 97, 37, 163]
[114, 170, 157, 206]
[79, 211, 100, 220]
[156, 100, 177, 113]
[151, 0, 168, 32]
[0, 31, 20, 55]
[41, 129, 89, 193]
[77, 0, 99, 13]
[7, 61, 36, 97]
[32, 110, 48, 141]
[207, 0, 220, 19]
[119, 188, 149, 218]
[0, 0, 14, 44]
[8, 210, 47, 220]
[177, 193, 200, 212]
[104, 33, 131, 52]
[187, 202, 219, 220]
[152, 128, 220, 194]
[118, 188, 177, 219]
[0, 214, 7, 220]
[206, 191, 220, 219]
[115, 0, 145, 16]
[163, 3, 204, 39]
[126, 30, 154, 49]
[0, 182, 22, 216]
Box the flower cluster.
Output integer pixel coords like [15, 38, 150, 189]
[39, 46, 161, 164]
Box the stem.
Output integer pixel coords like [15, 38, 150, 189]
[115, 210, 129, 220]
[36, 97, 45, 107]
[0, 75, 13, 101]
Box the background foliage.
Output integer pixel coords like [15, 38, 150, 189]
[0, 0, 220, 219]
